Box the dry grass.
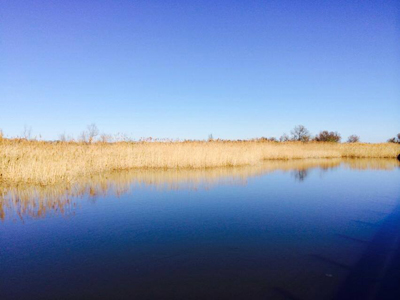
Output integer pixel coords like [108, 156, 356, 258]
[1, 139, 399, 185]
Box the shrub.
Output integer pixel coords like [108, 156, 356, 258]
[388, 133, 400, 144]
[279, 133, 290, 142]
[314, 131, 341, 142]
[347, 135, 360, 143]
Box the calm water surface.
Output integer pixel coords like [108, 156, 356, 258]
[1, 159, 400, 299]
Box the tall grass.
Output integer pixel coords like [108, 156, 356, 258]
[0, 139, 399, 185]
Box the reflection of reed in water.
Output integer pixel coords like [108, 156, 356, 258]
[341, 158, 400, 170]
[1, 159, 399, 221]
[290, 159, 400, 182]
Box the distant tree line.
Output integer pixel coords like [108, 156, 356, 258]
[0, 124, 399, 145]
[275, 125, 360, 143]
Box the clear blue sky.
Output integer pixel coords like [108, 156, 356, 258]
[1, 0, 399, 142]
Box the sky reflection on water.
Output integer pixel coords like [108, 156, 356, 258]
[0, 159, 399, 299]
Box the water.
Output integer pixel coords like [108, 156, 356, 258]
[1, 159, 399, 299]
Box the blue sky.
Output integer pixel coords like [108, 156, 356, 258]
[1, 0, 399, 142]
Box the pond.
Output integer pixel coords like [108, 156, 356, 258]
[1, 159, 399, 299]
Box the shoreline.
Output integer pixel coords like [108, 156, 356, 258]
[1, 139, 399, 186]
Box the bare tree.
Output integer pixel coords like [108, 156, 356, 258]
[347, 135, 360, 143]
[290, 125, 311, 142]
[86, 123, 99, 144]
[387, 133, 400, 144]
[279, 133, 290, 142]
[100, 133, 113, 143]
[79, 131, 88, 143]
[208, 134, 214, 141]
[59, 132, 67, 142]
[114, 132, 131, 142]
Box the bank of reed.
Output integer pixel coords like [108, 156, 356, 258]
[1, 139, 399, 185]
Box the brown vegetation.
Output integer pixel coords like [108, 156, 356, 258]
[314, 131, 341, 142]
[1, 138, 399, 186]
[347, 135, 360, 143]
[388, 133, 400, 144]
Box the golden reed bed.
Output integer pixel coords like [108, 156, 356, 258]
[0, 139, 399, 185]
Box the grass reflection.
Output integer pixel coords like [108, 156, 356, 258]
[1, 159, 398, 221]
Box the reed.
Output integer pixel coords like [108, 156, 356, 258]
[1, 139, 399, 185]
